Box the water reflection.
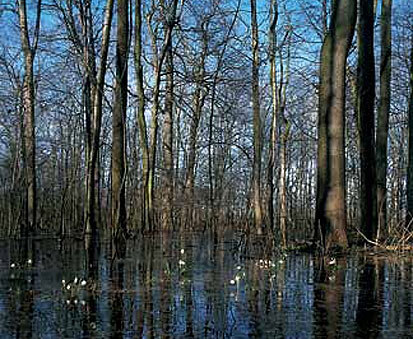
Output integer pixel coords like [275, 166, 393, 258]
[0, 234, 413, 337]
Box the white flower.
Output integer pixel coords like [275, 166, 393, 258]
[81, 300, 86, 306]
[10, 263, 15, 268]
[66, 300, 70, 305]
[178, 260, 186, 266]
[66, 284, 71, 290]
[236, 265, 242, 270]
[230, 279, 236, 285]
[73, 277, 79, 284]
[62, 279, 66, 285]
[329, 258, 336, 265]
[180, 249, 185, 254]
[27, 259, 32, 265]
[74, 299, 78, 304]
[80, 280, 87, 287]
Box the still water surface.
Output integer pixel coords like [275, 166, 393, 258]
[0, 232, 412, 338]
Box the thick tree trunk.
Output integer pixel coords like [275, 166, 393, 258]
[161, 45, 174, 231]
[376, 0, 392, 239]
[315, 0, 356, 252]
[250, 0, 263, 235]
[111, 0, 129, 236]
[357, 0, 377, 242]
[18, 0, 41, 235]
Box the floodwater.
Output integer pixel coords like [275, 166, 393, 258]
[0, 233, 412, 338]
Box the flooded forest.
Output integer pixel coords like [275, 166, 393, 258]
[0, 0, 413, 337]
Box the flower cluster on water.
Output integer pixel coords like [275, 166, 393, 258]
[10, 258, 33, 269]
[62, 276, 89, 306]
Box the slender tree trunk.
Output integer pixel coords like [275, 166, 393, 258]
[183, 32, 207, 229]
[161, 45, 174, 231]
[267, 0, 279, 234]
[376, 0, 392, 239]
[406, 37, 413, 226]
[277, 24, 291, 248]
[357, 0, 377, 242]
[84, 0, 114, 235]
[279, 119, 290, 248]
[315, 0, 356, 252]
[111, 0, 129, 236]
[250, 0, 263, 235]
[147, 0, 178, 231]
[18, 0, 41, 235]
[134, 0, 149, 231]
[207, 0, 240, 233]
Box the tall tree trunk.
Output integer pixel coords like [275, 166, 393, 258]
[134, 0, 149, 231]
[183, 26, 207, 229]
[250, 0, 263, 235]
[279, 119, 290, 248]
[406, 36, 413, 227]
[84, 0, 114, 235]
[267, 0, 279, 234]
[376, 0, 392, 239]
[161, 44, 174, 231]
[277, 25, 291, 248]
[111, 0, 129, 236]
[315, 0, 356, 252]
[18, 0, 41, 235]
[146, 0, 178, 231]
[357, 0, 377, 242]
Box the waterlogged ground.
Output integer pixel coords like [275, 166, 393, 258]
[0, 232, 413, 338]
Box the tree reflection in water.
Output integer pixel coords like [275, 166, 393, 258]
[0, 234, 413, 337]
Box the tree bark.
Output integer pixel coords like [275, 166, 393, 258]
[250, 0, 263, 235]
[84, 0, 114, 235]
[111, 0, 129, 236]
[315, 0, 356, 252]
[376, 0, 392, 239]
[18, 0, 41, 235]
[134, 0, 150, 231]
[267, 0, 278, 234]
[357, 0, 377, 242]
[161, 44, 174, 231]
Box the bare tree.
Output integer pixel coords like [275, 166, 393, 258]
[161, 32, 174, 231]
[135, 0, 178, 231]
[17, 0, 42, 235]
[112, 0, 130, 236]
[357, 0, 377, 242]
[376, 0, 392, 238]
[84, 0, 114, 235]
[315, 0, 356, 251]
[250, 0, 263, 235]
[267, 0, 279, 235]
